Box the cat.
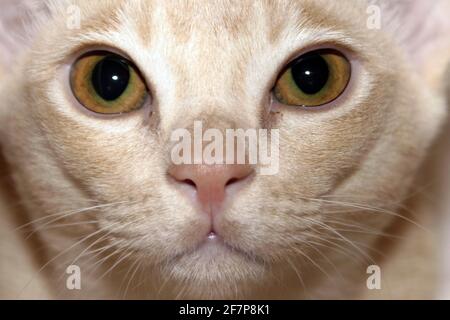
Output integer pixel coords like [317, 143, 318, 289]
[0, 0, 449, 299]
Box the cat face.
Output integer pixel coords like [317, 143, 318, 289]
[0, 0, 447, 298]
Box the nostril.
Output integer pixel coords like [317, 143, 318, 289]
[183, 179, 197, 188]
[225, 166, 254, 188]
[225, 177, 239, 187]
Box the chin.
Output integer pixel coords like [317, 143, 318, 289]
[154, 235, 269, 299]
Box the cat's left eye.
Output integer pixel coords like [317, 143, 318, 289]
[70, 51, 148, 114]
[274, 49, 351, 107]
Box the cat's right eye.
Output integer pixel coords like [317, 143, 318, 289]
[70, 51, 149, 114]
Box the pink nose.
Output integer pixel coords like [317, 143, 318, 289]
[168, 164, 254, 215]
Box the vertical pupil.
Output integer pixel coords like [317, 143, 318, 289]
[291, 54, 329, 95]
[91, 56, 130, 101]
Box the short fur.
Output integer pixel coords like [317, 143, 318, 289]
[0, 0, 449, 299]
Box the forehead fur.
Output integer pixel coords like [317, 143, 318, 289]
[1, 0, 449, 89]
[18, 0, 374, 60]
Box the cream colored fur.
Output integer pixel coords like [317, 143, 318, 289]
[0, 0, 449, 299]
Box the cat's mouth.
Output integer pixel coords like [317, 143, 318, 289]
[168, 230, 263, 265]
